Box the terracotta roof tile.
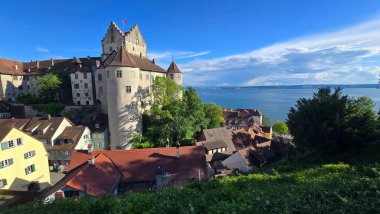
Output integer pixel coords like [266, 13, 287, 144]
[68, 146, 207, 183]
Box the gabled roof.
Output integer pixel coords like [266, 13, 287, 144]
[53, 126, 87, 149]
[0, 119, 31, 129]
[67, 146, 207, 183]
[107, 46, 137, 67]
[200, 140, 228, 151]
[45, 153, 121, 198]
[0, 126, 14, 142]
[102, 47, 166, 73]
[167, 61, 182, 73]
[23, 117, 73, 140]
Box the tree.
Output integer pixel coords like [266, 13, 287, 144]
[204, 103, 224, 128]
[272, 120, 289, 135]
[287, 87, 378, 154]
[36, 73, 62, 102]
[262, 114, 272, 126]
[183, 87, 208, 134]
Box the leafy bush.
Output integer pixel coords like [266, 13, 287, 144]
[16, 93, 41, 105]
[4, 163, 380, 213]
[31, 103, 65, 116]
[287, 87, 379, 154]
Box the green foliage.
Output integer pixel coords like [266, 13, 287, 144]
[203, 103, 224, 128]
[131, 133, 154, 149]
[6, 163, 380, 213]
[272, 120, 289, 135]
[262, 114, 272, 126]
[36, 73, 62, 102]
[143, 77, 222, 147]
[31, 103, 65, 116]
[16, 93, 41, 105]
[287, 87, 379, 154]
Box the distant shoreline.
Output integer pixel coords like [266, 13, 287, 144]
[195, 84, 380, 90]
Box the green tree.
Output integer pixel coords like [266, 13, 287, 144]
[36, 73, 62, 102]
[183, 87, 208, 134]
[262, 114, 272, 126]
[204, 103, 224, 128]
[272, 120, 289, 135]
[287, 87, 378, 154]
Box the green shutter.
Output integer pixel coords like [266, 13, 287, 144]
[32, 151, 36, 157]
[1, 142, 8, 150]
[8, 158, 13, 165]
[24, 153, 28, 159]
[31, 164, 36, 172]
[25, 167, 28, 175]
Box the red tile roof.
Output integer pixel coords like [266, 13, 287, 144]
[68, 146, 207, 183]
[45, 153, 121, 198]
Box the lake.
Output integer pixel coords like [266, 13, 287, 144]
[196, 86, 380, 122]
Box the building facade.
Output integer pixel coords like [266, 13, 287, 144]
[0, 127, 51, 191]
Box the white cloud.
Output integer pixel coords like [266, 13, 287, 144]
[35, 46, 50, 53]
[180, 17, 380, 86]
[148, 50, 211, 61]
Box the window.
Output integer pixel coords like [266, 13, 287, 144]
[46, 140, 51, 145]
[0, 158, 13, 168]
[107, 70, 110, 78]
[116, 70, 122, 78]
[24, 151, 36, 159]
[76, 93, 80, 97]
[24, 76, 29, 81]
[146, 74, 149, 80]
[85, 93, 89, 97]
[75, 73, 78, 79]
[98, 74, 102, 81]
[83, 73, 87, 79]
[16, 138, 23, 146]
[64, 151, 69, 156]
[74, 84, 79, 89]
[36, 131, 43, 136]
[8, 140, 14, 148]
[18, 85, 23, 90]
[99, 87, 103, 95]
[25, 164, 36, 175]
[170, 74, 174, 79]
[77, 101, 80, 105]
[125, 86, 131, 93]
[13, 76, 18, 80]
[84, 83, 88, 89]
[139, 74, 142, 80]
[86, 101, 89, 105]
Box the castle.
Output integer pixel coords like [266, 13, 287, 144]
[0, 22, 183, 150]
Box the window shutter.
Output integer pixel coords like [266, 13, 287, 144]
[8, 158, 13, 165]
[31, 164, 36, 172]
[24, 153, 28, 159]
[25, 168, 28, 175]
[1, 142, 8, 150]
[33, 151, 36, 156]
[0, 162, 3, 169]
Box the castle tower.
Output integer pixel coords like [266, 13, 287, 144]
[167, 61, 183, 85]
[106, 46, 142, 150]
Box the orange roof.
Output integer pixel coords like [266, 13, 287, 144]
[68, 146, 207, 183]
[46, 153, 121, 198]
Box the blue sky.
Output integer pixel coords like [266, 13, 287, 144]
[1, 0, 380, 86]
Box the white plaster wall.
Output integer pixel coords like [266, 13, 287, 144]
[74, 127, 91, 150]
[94, 68, 108, 113]
[70, 71, 94, 105]
[107, 66, 141, 150]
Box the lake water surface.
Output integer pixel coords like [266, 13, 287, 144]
[197, 87, 380, 122]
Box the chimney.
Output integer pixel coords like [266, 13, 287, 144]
[176, 142, 180, 159]
[152, 59, 155, 64]
[47, 114, 51, 121]
[140, 52, 142, 58]
[156, 165, 163, 190]
[51, 58, 54, 66]
[15, 65, 18, 70]
[87, 144, 93, 155]
[36, 61, 40, 69]
[88, 157, 95, 165]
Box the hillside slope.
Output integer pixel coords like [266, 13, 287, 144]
[3, 162, 380, 214]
